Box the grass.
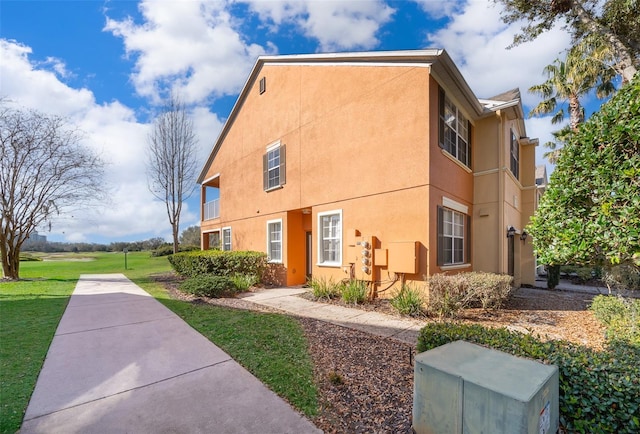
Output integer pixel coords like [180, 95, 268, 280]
[0, 251, 317, 433]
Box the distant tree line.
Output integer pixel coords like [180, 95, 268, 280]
[21, 225, 202, 254]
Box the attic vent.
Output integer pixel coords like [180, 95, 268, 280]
[259, 77, 266, 94]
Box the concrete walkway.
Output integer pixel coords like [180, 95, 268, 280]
[21, 274, 320, 434]
[240, 287, 424, 345]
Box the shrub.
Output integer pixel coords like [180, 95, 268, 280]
[179, 275, 236, 298]
[307, 276, 340, 300]
[168, 250, 267, 279]
[464, 272, 513, 309]
[590, 295, 640, 346]
[390, 283, 425, 316]
[426, 272, 512, 317]
[561, 265, 594, 283]
[603, 264, 640, 291]
[416, 323, 640, 433]
[426, 273, 470, 318]
[230, 273, 259, 292]
[340, 280, 368, 304]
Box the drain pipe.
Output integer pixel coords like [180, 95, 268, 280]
[497, 110, 505, 274]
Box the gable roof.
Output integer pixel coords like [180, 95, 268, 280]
[197, 49, 521, 184]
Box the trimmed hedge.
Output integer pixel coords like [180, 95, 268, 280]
[168, 250, 267, 279]
[179, 275, 236, 298]
[417, 323, 640, 433]
[590, 295, 640, 346]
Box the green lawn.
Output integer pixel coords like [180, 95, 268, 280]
[0, 252, 316, 434]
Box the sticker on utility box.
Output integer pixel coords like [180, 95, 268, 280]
[539, 401, 551, 434]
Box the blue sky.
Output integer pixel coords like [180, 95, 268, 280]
[2, 0, 581, 244]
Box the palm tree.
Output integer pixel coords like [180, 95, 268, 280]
[529, 37, 617, 161]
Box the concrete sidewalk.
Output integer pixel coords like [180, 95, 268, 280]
[21, 274, 320, 434]
[240, 287, 424, 345]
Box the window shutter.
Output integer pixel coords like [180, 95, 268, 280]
[438, 87, 445, 149]
[467, 123, 473, 169]
[466, 213, 472, 264]
[280, 144, 286, 185]
[263, 153, 268, 191]
[437, 206, 444, 266]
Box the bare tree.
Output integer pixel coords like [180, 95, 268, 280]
[146, 94, 198, 254]
[0, 103, 105, 279]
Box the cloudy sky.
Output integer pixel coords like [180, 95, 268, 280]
[2, 0, 584, 244]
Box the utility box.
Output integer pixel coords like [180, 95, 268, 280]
[388, 241, 418, 274]
[413, 340, 558, 434]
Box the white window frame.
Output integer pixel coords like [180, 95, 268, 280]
[441, 208, 466, 265]
[440, 92, 471, 168]
[510, 130, 520, 180]
[266, 142, 281, 190]
[266, 219, 283, 263]
[221, 227, 232, 251]
[317, 209, 342, 267]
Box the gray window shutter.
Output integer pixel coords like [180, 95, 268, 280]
[280, 144, 286, 185]
[466, 213, 471, 263]
[438, 87, 445, 149]
[263, 153, 268, 190]
[437, 206, 444, 266]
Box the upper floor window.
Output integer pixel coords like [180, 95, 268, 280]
[222, 227, 232, 251]
[439, 89, 471, 168]
[263, 142, 286, 191]
[318, 210, 342, 267]
[266, 219, 282, 263]
[437, 205, 471, 266]
[510, 130, 519, 180]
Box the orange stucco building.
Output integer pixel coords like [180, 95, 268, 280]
[198, 50, 538, 291]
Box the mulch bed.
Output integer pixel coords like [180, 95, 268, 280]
[152, 274, 608, 433]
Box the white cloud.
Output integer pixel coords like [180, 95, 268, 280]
[423, 0, 572, 170]
[0, 38, 221, 243]
[244, 0, 395, 51]
[104, 0, 271, 104]
[425, 1, 571, 106]
[412, 0, 462, 19]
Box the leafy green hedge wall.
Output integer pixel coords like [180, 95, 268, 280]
[168, 250, 267, 279]
[417, 323, 640, 433]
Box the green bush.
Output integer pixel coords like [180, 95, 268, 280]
[230, 273, 259, 292]
[340, 279, 368, 304]
[179, 275, 236, 298]
[307, 276, 340, 300]
[390, 283, 425, 316]
[416, 323, 640, 433]
[590, 295, 640, 345]
[561, 265, 594, 282]
[168, 250, 267, 279]
[426, 272, 512, 317]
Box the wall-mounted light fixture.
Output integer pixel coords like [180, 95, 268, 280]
[301, 208, 311, 215]
[506, 226, 516, 238]
[520, 230, 528, 242]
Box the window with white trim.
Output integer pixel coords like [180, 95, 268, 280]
[263, 142, 286, 191]
[318, 210, 342, 266]
[266, 219, 282, 263]
[437, 206, 470, 266]
[222, 227, 232, 251]
[510, 130, 520, 180]
[439, 88, 471, 168]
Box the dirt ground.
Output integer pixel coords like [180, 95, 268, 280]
[157, 276, 607, 433]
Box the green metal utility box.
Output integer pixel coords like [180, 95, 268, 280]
[413, 340, 558, 434]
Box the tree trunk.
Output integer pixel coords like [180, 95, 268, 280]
[1, 244, 20, 280]
[572, 1, 638, 83]
[568, 94, 583, 131]
[172, 224, 179, 254]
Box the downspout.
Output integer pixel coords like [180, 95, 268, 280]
[496, 110, 505, 274]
